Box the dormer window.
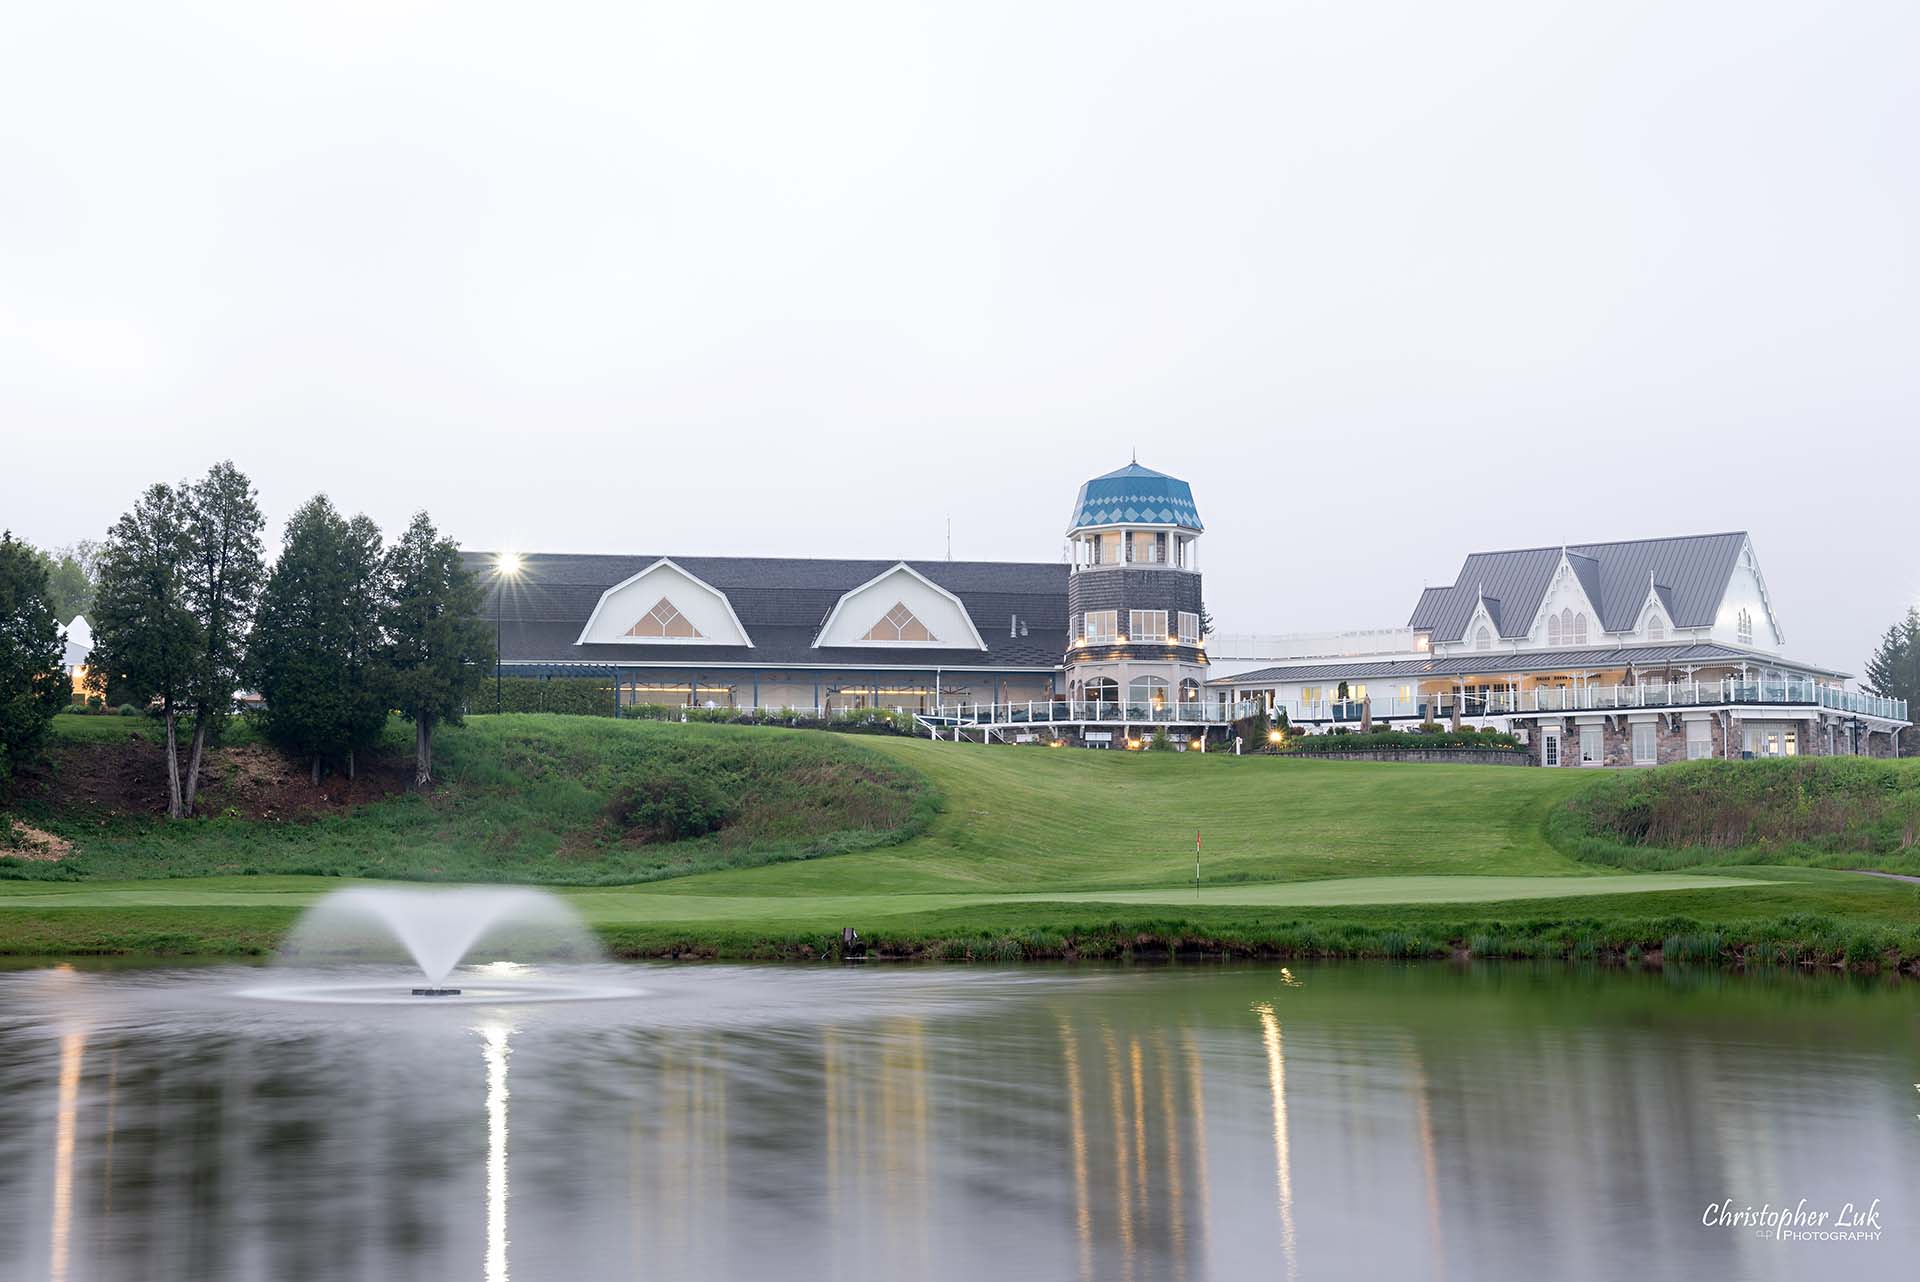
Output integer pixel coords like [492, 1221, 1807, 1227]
[626, 597, 702, 639]
[1646, 613, 1665, 642]
[1475, 625, 1492, 651]
[1737, 608, 1753, 645]
[863, 602, 936, 643]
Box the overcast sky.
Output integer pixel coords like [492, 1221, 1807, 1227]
[3, 2, 1915, 672]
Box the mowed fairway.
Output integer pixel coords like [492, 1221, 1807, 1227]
[10, 719, 1914, 962]
[632, 737, 1607, 897]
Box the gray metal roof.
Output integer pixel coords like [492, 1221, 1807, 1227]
[466, 552, 1068, 669]
[1408, 532, 1748, 642]
[1209, 641, 1845, 687]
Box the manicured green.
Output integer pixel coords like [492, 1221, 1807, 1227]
[5, 715, 1920, 969]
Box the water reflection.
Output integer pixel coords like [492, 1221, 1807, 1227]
[480, 1023, 511, 1282]
[1254, 1001, 1298, 1280]
[0, 962, 1916, 1281]
[49, 1030, 84, 1282]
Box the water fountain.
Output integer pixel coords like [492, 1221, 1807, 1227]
[254, 885, 623, 1004]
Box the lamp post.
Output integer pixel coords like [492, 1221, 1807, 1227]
[494, 552, 523, 710]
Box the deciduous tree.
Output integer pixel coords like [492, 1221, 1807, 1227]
[382, 512, 491, 787]
[0, 532, 69, 795]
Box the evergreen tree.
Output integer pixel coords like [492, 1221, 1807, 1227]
[382, 512, 491, 787]
[338, 513, 391, 777]
[251, 497, 353, 782]
[0, 533, 69, 794]
[89, 483, 199, 817]
[251, 498, 390, 783]
[1863, 606, 1920, 709]
[179, 462, 266, 815]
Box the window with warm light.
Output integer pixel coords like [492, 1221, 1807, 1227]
[1128, 675, 1169, 708]
[1130, 610, 1168, 641]
[626, 597, 702, 639]
[862, 601, 936, 642]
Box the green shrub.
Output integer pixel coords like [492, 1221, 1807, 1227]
[1553, 757, 1920, 870]
[116, 703, 140, 717]
[1282, 728, 1521, 754]
[604, 766, 739, 842]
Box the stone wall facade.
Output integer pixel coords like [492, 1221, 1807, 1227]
[1519, 709, 1911, 766]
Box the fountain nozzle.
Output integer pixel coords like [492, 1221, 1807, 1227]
[411, 987, 462, 997]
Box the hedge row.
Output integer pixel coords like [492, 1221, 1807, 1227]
[1284, 728, 1522, 754]
[466, 679, 917, 735]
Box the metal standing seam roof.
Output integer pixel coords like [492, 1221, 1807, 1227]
[466, 552, 1070, 669]
[1408, 533, 1749, 643]
[1066, 462, 1204, 533]
[1208, 641, 1847, 687]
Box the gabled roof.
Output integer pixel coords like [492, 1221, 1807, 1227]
[1209, 640, 1847, 686]
[1409, 533, 1748, 643]
[1067, 462, 1204, 533]
[465, 553, 1068, 669]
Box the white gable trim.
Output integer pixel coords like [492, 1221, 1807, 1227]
[1738, 536, 1787, 646]
[1533, 552, 1602, 640]
[573, 558, 754, 647]
[813, 562, 987, 651]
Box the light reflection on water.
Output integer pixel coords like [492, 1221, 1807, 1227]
[0, 961, 1916, 1281]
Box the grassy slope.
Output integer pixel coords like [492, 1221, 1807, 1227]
[4, 718, 1919, 967]
[6, 714, 933, 884]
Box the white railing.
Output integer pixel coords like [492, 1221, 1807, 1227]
[1275, 680, 1907, 724]
[929, 700, 1261, 725]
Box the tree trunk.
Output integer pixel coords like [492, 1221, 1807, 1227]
[183, 717, 209, 817]
[311, 755, 322, 786]
[163, 710, 184, 819]
[414, 716, 433, 788]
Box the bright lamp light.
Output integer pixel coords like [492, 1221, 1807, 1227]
[496, 552, 524, 578]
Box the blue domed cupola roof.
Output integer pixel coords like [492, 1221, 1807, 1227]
[1067, 462, 1204, 533]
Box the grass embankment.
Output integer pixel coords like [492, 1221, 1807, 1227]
[2, 714, 933, 884]
[5, 716, 1920, 970]
[1552, 757, 1920, 872]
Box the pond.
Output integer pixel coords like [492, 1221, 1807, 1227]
[0, 960, 1914, 1280]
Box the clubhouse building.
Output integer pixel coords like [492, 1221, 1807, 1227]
[478, 463, 1908, 760]
[1213, 533, 1910, 762]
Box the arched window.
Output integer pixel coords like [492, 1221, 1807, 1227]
[1085, 677, 1119, 708]
[1646, 613, 1664, 642]
[1474, 626, 1492, 651]
[1128, 675, 1169, 712]
[627, 597, 703, 638]
[1179, 678, 1200, 707]
[1572, 612, 1588, 645]
[1547, 615, 1562, 647]
[1737, 608, 1753, 645]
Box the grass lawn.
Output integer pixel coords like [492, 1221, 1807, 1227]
[4, 716, 1918, 968]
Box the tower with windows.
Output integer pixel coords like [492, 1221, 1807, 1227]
[1063, 461, 1208, 713]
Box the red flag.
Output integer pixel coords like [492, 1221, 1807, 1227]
[1196, 830, 1202, 852]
